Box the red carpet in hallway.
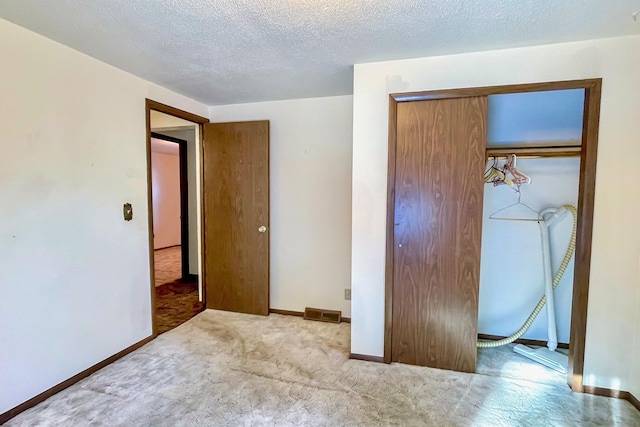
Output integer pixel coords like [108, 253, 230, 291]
[155, 279, 203, 334]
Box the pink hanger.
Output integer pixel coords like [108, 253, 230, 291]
[503, 154, 531, 185]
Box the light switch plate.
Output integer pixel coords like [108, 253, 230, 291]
[344, 289, 351, 300]
[123, 203, 133, 221]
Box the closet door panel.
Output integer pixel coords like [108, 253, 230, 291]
[392, 97, 487, 372]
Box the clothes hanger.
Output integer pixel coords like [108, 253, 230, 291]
[488, 185, 539, 221]
[483, 157, 497, 179]
[484, 164, 505, 185]
[484, 157, 512, 187]
[503, 154, 531, 185]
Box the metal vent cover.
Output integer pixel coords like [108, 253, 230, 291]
[303, 307, 342, 324]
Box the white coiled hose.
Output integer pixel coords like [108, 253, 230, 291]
[477, 205, 577, 348]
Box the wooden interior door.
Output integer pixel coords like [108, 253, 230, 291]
[203, 121, 269, 315]
[391, 97, 487, 372]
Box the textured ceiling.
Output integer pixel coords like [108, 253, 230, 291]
[1, 1, 639, 105]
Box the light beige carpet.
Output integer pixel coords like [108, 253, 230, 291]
[7, 310, 640, 426]
[477, 344, 570, 388]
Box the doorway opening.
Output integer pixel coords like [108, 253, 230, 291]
[475, 88, 585, 388]
[150, 130, 202, 333]
[150, 132, 189, 283]
[145, 100, 209, 335]
[384, 79, 601, 393]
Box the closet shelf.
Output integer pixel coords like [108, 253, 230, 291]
[486, 145, 581, 158]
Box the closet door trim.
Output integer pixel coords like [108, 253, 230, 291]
[384, 79, 602, 393]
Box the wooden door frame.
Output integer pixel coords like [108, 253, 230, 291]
[384, 79, 602, 393]
[145, 99, 209, 336]
[149, 131, 191, 280]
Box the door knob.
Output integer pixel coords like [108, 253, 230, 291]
[258, 226, 268, 233]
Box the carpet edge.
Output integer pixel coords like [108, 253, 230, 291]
[0, 334, 155, 424]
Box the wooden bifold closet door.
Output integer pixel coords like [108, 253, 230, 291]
[391, 97, 487, 372]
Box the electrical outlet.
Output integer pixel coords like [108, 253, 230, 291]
[344, 289, 351, 300]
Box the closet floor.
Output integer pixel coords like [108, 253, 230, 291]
[477, 344, 570, 388]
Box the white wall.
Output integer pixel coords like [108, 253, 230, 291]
[151, 148, 181, 249]
[488, 89, 585, 144]
[210, 96, 353, 317]
[630, 254, 640, 399]
[351, 35, 640, 391]
[0, 18, 208, 414]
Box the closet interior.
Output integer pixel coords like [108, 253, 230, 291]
[476, 89, 584, 387]
[385, 80, 600, 391]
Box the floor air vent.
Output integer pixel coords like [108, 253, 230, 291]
[304, 307, 342, 324]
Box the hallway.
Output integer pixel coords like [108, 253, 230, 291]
[154, 246, 202, 334]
